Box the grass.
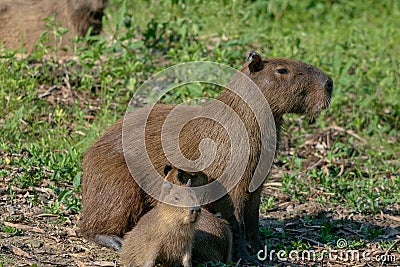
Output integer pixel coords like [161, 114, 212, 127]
[0, 0, 399, 266]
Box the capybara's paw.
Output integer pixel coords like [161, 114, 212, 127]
[232, 247, 261, 266]
[94, 234, 123, 251]
[249, 238, 264, 255]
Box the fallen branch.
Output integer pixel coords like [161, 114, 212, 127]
[328, 125, 367, 144]
[38, 85, 59, 98]
[3, 221, 44, 233]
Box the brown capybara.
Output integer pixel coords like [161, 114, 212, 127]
[163, 166, 233, 264]
[0, 0, 107, 53]
[120, 166, 201, 267]
[80, 52, 333, 263]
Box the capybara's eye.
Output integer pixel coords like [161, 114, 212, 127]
[276, 68, 289, 74]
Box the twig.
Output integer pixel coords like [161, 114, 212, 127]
[64, 65, 71, 91]
[298, 156, 324, 174]
[3, 221, 44, 233]
[337, 164, 345, 177]
[38, 85, 58, 98]
[37, 213, 59, 218]
[328, 125, 367, 144]
[6, 244, 32, 258]
[301, 236, 322, 246]
[264, 206, 280, 212]
[382, 212, 400, 222]
[264, 182, 283, 187]
[286, 229, 303, 233]
[338, 228, 365, 238]
[40, 261, 73, 266]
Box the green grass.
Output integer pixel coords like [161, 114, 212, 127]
[0, 0, 399, 265]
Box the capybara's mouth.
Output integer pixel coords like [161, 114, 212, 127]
[189, 208, 201, 223]
[189, 215, 199, 223]
[305, 94, 332, 124]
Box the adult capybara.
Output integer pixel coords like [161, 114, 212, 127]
[80, 52, 333, 263]
[0, 0, 107, 53]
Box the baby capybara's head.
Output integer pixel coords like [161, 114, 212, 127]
[161, 166, 206, 223]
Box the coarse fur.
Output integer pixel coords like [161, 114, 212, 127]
[120, 166, 201, 267]
[0, 0, 107, 53]
[192, 210, 232, 264]
[80, 52, 333, 263]
[165, 166, 233, 264]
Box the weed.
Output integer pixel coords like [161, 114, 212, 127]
[1, 225, 23, 236]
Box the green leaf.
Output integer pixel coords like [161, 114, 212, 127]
[186, 83, 203, 97]
[73, 172, 82, 188]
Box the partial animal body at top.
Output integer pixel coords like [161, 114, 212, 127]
[79, 51, 333, 264]
[0, 0, 107, 53]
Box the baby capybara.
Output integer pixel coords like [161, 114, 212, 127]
[120, 166, 201, 267]
[163, 166, 233, 264]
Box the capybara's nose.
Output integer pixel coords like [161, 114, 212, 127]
[190, 206, 201, 213]
[325, 77, 333, 94]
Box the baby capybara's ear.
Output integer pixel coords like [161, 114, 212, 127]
[177, 169, 185, 185]
[164, 165, 173, 176]
[159, 181, 173, 201]
[247, 51, 265, 73]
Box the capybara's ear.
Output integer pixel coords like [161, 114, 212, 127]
[164, 165, 173, 175]
[177, 169, 185, 185]
[247, 51, 265, 73]
[160, 181, 173, 200]
[162, 181, 173, 190]
[247, 51, 261, 62]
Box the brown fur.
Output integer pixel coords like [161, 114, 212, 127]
[193, 209, 232, 264]
[120, 167, 201, 267]
[80, 52, 333, 263]
[0, 0, 106, 53]
[165, 166, 233, 264]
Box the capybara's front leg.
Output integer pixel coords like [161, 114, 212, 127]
[143, 249, 158, 267]
[244, 186, 264, 254]
[229, 201, 260, 265]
